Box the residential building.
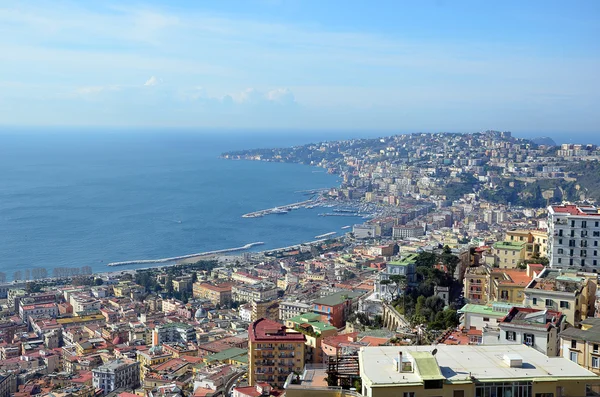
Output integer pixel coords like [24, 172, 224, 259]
[523, 268, 597, 325]
[0, 373, 15, 397]
[279, 301, 312, 321]
[92, 359, 140, 395]
[494, 307, 565, 356]
[463, 266, 489, 303]
[353, 345, 600, 397]
[232, 283, 278, 304]
[312, 290, 363, 328]
[248, 318, 306, 388]
[19, 302, 59, 324]
[284, 312, 338, 363]
[239, 303, 252, 322]
[192, 282, 232, 306]
[548, 204, 600, 272]
[251, 299, 279, 322]
[152, 322, 197, 346]
[560, 317, 600, 375]
[492, 241, 528, 268]
[458, 303, 512, 330]
[488, 265, 542, 304]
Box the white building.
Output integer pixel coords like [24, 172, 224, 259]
[548, 204, 600, 272]
[279, 300, 312, 321]
[239, 303, 252, 322]
[92, 359, 140, 394]
[152, 322, 196, 346]
[19, 302, 59, 325]
[495, 307, 565, 356]
[232, 283, 278, 303]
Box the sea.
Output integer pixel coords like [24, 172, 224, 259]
[0, 129, 382, 278]
[1, 129, 598, 279]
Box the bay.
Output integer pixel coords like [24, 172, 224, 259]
[0, 130, 368, 276]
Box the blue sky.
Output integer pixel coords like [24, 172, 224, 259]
[1, 0, 599, 133]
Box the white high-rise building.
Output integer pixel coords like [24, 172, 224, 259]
[548, 204, 600, 272]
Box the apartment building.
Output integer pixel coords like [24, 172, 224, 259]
[523, 268, 597, 325]
[495, 307, 565, 356]
[192, 282, 232, 306]
[19, 302, 59, 325]
[352, 345, 600, 397]
[560, 317, 600, 376]
[312, 290, 363, 328]
[92, 359, 140, 395]
[232, 283, 278, 304]
[284, 312, 337, 364]
[152, 322, 196, 346]
[279, 301, 312, 321]
[251, 299, 280, 322]
[248, 318, 306, 388]
[548, 204, 600, 272]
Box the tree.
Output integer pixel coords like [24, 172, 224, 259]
[389, 275, 407, 301]
[94, 278, 104, 286]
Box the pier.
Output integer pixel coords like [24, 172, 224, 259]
[242, 199, 319, 218]
[107, 242, 265, 267]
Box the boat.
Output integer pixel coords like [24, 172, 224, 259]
[341, 225, 351, 229]
[271, 208, 289, 215]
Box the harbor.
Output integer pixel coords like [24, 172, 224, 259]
[107, 242, 265, 267]
[241, 199, 320, 218]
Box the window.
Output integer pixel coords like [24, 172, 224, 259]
[524, 333, 535, 346]
[559, 229, 563, 236]
[558, 258, 562, 264]
[570, 258, 574, 266]
[454, 391, 465, 397]
[560, 301, 570, 309]
[593, 357, 600, 369]
[571, 340, 577, 349]
[483, 317, 489, 321]
[506, 331, 516, 341]
[424, 380, 443, 389]
[558, 248, 564, 254]
[583, 221, 588, 228]
[570, 351, 578, 362]
[559, 238, 563, 244]
[594, 344, 598, 353]
[403, 393, 415, 397]
[532, 298, 538, 305]
[572, 220, 576, 227]
[545, 299, 553, 307]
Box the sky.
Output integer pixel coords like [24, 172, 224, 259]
[1, 0, 599, 133]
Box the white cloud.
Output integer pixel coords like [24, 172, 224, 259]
[144, 76, 160, 86]
[266, 88, 295, 104]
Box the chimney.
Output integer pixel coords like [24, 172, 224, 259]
[398, 351, 403, 372]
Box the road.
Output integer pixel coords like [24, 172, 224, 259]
[224, 369, 247, 396]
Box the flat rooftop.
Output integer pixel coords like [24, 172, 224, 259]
[360, 345, 597, 386]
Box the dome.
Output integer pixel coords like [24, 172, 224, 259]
[195, 307, 207, 319]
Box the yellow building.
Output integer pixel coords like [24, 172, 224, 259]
[284, 312, 338, 364]
[464, 266, 489, 303]
[492, 241, 529, 268]
[530, 229, 549, 257]
[136, 346, 173, 381]
[560, 317, 600, 375]
[248, 318, 306, 388]
[523, 268, 597, 326]
[354, 345, 600, 397]
[251, 299, 280, 322]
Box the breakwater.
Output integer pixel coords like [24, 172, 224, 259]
[107, 242, 265, 267]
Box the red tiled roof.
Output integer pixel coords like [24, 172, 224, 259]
[248, 319, 305, 343]
[552, 205, 600, 216]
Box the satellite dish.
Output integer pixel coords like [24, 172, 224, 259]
[432, 348, 438, 356]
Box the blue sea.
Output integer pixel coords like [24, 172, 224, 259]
[0, 129, 381, 278]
